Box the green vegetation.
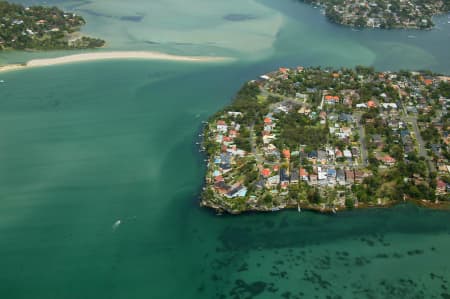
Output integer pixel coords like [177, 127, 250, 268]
[0, 1, 105, 50]
[201, 66, 450, 215]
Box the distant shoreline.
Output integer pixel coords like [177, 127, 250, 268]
[0, 51, 232, 73]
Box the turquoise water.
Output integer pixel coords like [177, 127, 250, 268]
[1, 0, 450, 298]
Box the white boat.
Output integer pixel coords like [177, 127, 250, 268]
[332, 208, 337, 214]
[112, 219, 121, 230]
[0, 80, 5, 83]
[297, 203, 301, 213]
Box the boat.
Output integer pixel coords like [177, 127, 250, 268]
[332, 208, 337, 214]
[0, 80, 5, 83]
[112, 219, 121, 230]
[297, 203, 301, 213]
[271, 207, 280, 212]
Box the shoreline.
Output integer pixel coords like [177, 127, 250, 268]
[0, 51, 233, 73]
[200, 197, 450, 215]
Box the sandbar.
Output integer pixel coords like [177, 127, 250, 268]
[0, 51, 232, 73]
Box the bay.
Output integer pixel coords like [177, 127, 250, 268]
[1, 0, 450, 298]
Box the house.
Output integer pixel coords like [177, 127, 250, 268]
[343, 149, 352, 159]
[264, 117, 275, 131]
[300, 168, 309, 181]
[379, 155, 396, 166]
[216, 120, 228, 133]
[340, 127, 352, 137]
[327, 168, 337, 179]
[226, 185, 248, 198]
[261, 168, 271, 178]
[372, 134, 383, 148]
[354, 170, 365, 183]
[290, 169, 299, 184]
[356, 103, 368, 109]
[214, 175, 224, 183]
[267, 175, 280, 187]
[318, 150, 327, 163]
[309, 174, 318, 186]
[436, 179, 447, 195]
[318, 167, 327, 181]
[308, 150, 318, 162]
[367, 100, 377, 108]
[339, 113, 353, 123]
[325, 95, 340, 104]
[280, 168, 290, 184]
[214, 181, 230, 194]
[220, 153, 232, 170]
[336, 169, 346, 185]
[381, 103, 398, 110]
[345, 169, 355, 184]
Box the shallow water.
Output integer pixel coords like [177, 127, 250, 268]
[0, 0, 450, 298]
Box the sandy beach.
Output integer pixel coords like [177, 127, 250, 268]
[0, 51, 232, 73]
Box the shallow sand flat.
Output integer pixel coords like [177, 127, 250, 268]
[0, 51, 231, 73]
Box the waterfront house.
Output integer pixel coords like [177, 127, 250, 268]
[436, 179, 447, 195]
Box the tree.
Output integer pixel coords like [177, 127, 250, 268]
[345, 196, 354, 209]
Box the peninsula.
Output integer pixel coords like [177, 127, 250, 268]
[201, 66, 450, 214]
[0, 0, 104, 50]
[300, 0, 450, 29]
[0, 51, 231, 73]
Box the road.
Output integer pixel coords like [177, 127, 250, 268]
[354, 113, 369, 167]
[406, 115, 436, 173]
